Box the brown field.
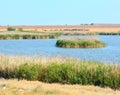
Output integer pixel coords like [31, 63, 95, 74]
[0, 24, 120, 32]
[0, 79, 120, 95]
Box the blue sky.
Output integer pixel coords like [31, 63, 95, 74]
[0, 0, 120, 25]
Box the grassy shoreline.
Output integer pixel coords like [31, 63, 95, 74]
[0, 32, 61, 40]
[0, 55, 120, 89]
[47, 31, 120, 36]
[23, 31, 120, 36]
[56, 38, 106, 48]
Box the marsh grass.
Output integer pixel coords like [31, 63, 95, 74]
[44, 31, 120, 36]
[0, 55, 120, 89]
[98, 32, 120, 35]
[0, 32, 61, 40]
[56, 38, 106, 48]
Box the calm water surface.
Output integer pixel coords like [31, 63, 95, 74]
[0, 35, 120, 64]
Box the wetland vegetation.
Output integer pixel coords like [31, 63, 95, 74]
[62, 31, 120, 35]
[56, 38, 106, 48]
[0, 55, 120, 89]
[0, 32, 61, 40]
[0, 31, 120, 91]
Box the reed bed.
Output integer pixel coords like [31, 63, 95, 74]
[98, 32, 120, 35]
[56, 38, 106, 48]
[52, 31, 120, 35]
[63, 31, 97, 35]
[0, 32, 61, 40]
[35, 31, 120, 36]
[0, 55, 120, 89]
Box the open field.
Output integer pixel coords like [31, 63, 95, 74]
[0, 79, 120, 95]
[1, 24, 120, 33]
[1, 24, 120, 36]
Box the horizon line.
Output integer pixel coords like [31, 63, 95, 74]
[1, 23, 120, 26]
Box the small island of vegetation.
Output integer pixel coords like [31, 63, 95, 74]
[56, 38, 106, 48]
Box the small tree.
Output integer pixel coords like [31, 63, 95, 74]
[7, 27, 16, 31]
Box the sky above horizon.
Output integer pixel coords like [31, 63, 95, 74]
[0, 0, 120, 25]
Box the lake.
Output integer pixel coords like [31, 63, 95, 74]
[0, 35, 120, 64]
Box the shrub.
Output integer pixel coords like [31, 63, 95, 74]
[7, 27, 16, 31]
[0, 66, 17, 79]
[18, 28, 23, 32]
[16, 63, 39, 80]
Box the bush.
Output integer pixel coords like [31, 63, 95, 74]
[16, 63, 39, 80]
[0, 66, 17, 79]
[18, 28, 23, 32]
[7, 27, 16, 31]
[43, 63, 73, 83]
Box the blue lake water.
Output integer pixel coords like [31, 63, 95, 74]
[0, 35, 120, 64]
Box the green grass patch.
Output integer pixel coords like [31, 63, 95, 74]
[56, 38, 106, 48]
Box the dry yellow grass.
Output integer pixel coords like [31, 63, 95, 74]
[0, 55, 63, 65]
[1, 24, 120, 32]
[0, 79, 120, 95]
